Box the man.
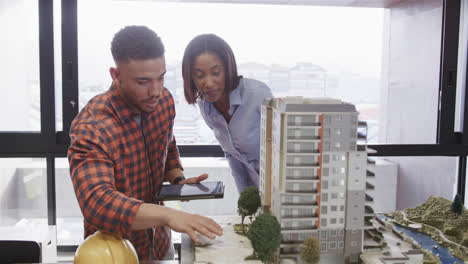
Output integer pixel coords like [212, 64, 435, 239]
[68, 25, 222, 261]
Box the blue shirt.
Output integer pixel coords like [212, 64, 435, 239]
[197, 78, 274, 193]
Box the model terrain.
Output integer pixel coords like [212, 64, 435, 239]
[387, 196, 468, 263]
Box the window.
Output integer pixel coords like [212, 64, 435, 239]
[323, 155, 330, 163]
[331, 205, 337, 212]
[76, 1, 384, 145]
[56, 157, 231, 247]
[338, 241, 344, 248]
[320, 230, 328, 239]
[330, 218, 337, 224]
[0, 1, 40, 131]
[331, 193, 338, 199]
[2, 0, 467, 258]
[0, 158, 49, 242]
[321, 242, 327, 252]
[322, 193, 328, 202]
[329, 241, 337, 249]
[332, 179, 338, 186]
[321, 206, 327, 214]
[323, 168, 329, 177]
[321, 218, 327, 227]
[322, 180, 328, 189]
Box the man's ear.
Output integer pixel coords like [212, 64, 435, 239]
[109, 67, 119, 81]
[109, 67, 121, 89]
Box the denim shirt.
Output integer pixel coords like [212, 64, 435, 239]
[197, 78, 273, 193]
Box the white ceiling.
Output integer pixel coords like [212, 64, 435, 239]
[121, 0, 406, 8]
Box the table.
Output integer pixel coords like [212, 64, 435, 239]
[180, 215, 262, 264]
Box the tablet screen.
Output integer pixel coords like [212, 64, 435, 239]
[156, 181, 224, 201]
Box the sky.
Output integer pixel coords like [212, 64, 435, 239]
[77, 0, 384, 84]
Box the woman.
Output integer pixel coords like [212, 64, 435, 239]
[182, 34, 273, 193]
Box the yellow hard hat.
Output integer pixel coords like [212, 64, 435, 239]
[73, 231, 139, 264]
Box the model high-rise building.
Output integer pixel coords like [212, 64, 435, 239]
[259, 97, 372, 264]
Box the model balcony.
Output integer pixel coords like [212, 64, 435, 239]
[280, 193, 318, 206]
[281, 201, 318, 206]
[364, 216, 374, 229]
[280, 208, 318, 219]
[286, 142, 321, 154]
[357, 144, 366, 151]
[286, 167, 320, 180]
[285, 190, 318, 194]
[287, 127, 321, 140]
[280, 246, 302, 255]
[281, 215, 319, 220]
[286, 114, 321, 127]
[357, 132, 367, 140]
[285, 176, 320, 181]
[364, 205, 374, 215]
[281, 222, 317, 231]
[281, 230, 317, 244]
[366, 182, 375, 190]
[365, 194, 374, 202]
[280, 203, 319, 208]
[286, 154, 320, 166]
[285, 182, 318, 193]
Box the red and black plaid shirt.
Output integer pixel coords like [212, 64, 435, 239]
[68, 86, 182, 260]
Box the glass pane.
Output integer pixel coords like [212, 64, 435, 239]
[77, 0, 383, 144]
[55, 158, 83, 247]
[57, 157, 231, 247]
[54, 0, 63, 132]
[0, 158, 57, 261]
[0, 1, 40, 131]
[381, 1, 443, 144]
[368, 157, 458, 211]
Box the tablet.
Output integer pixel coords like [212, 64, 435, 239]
[155, 181, 225, 201]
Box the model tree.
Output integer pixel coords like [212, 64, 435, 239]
[238, 186, 261, 233]
[301, 236, 320, 264]
[247, 214, 281, 263]
[451, 194, 464, 216]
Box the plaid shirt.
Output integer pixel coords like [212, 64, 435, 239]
[68, 86, 182, 260]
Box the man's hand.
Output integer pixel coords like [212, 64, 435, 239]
[132, 204, 222, 244]
[179, 173, 208, 184]
[166, 209, 223, 244]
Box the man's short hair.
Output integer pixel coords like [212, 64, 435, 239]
[111, 25, 165, 63]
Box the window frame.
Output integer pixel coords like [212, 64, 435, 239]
[0, 0, 466, 252]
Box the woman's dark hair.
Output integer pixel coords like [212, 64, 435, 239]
[182, 34, 241, 104]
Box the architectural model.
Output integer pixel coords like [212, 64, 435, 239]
[259, 97, 372, 263]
